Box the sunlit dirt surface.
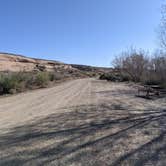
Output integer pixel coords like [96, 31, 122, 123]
[0, 79, 166, 166]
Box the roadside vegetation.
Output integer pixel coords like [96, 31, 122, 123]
[99, 72, 130, 82]
[0, 67, 97, 95]
[100, 48, 166, 88]
[100, 4, 166, 89]
[0, 72, 63, 95]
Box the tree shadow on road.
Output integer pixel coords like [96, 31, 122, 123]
[0, 104, 166, 166]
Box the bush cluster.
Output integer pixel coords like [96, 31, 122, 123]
[0, 72, 62, 95]
[99, 73, 130, 82]
[111, 48, 166, 88]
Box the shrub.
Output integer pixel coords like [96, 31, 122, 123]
[0, 73, 21, 94]
[35, 72, 50, 87]
[0, 70, 73, 95]
[99, 73, 107, 80]
[0, 72, 50, 94]
[99, 73, 130, 82]
[100, 73, 116, 81]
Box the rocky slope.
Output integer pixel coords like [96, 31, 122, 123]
[0, 53, 74, 72]
[0, 53, 112, 78]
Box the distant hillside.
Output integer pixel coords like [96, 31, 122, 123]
[0, 53, 112, 78]
[0, 53, 74, 72]
[71, 64, 113, 74]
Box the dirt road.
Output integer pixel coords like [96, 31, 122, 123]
[0, 79, 93, 132]
[0, 79, 166, 165]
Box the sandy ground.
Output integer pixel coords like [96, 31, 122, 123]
[0, 79, 92, 133]
[0, 78, 166, 165]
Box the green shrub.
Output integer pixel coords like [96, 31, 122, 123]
[99, 73, 111, 80]
[35, 72, 50, 87]
[99, 73, 114, 81]
[99, 73, 130, 82]
[0, 71, 67, 95]
[120, 74, 130, 82]
[0, 74, 20, 94]
[99, 74, 105, 80]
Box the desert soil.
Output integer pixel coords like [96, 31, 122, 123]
[0, 78, 166, 166]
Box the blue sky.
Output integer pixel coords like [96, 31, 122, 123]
[0, 0, 163, 66]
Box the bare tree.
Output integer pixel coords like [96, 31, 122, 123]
[159, 5, 166, 50]
[112, 48, 149, 82]
[152, 51, 166, 82]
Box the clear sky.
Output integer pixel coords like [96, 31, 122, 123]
[0, 0, 163, 66]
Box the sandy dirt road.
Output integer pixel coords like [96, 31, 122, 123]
[0, 79, 93, 132]
[0, 79, 166, 166]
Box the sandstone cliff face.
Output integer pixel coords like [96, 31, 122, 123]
[0, 53, 74, 72]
